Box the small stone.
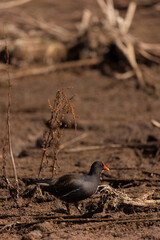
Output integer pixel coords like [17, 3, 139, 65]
[34, 221, 53, 233]
[22, 230, 42, 240]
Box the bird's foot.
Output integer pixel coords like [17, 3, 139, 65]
[66, 203, 72, 215]
[77, 206, 83, 215]
[74, 203, 83, 215]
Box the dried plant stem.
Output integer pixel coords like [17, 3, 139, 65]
[38, 131, 51, 178]
[5, 43, 19, 196]
[38, 88, 77, 178]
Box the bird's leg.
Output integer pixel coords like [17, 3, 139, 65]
[74, 202, 83, 215]
[66, 203, 72, 215]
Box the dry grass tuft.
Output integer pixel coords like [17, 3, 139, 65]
[98, 185, 160, 209]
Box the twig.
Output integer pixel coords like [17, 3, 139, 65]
[0, 0, 32, 9]
[59, 133, 88, 150]
[0, 221, 20, 233]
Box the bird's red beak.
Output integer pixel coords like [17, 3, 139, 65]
[103, 164, 109, 171]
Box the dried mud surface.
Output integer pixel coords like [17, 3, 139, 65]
[0, 1, 160, 239]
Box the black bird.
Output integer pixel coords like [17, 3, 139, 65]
[36, 161, 109, 214]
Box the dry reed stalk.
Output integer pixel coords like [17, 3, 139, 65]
[3, 42, 19, 198]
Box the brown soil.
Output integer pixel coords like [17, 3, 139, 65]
[0, 1, 160, 239]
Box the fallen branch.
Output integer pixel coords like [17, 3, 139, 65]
[1, 58, 101, 82]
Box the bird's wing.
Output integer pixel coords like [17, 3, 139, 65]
[36, 174, 90, 200]
[53, 174, 84, 196]
[60, 188, 81, 199]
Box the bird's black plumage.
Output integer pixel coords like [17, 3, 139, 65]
[36, 161, 109, 214]
[36, 161, 108, 203]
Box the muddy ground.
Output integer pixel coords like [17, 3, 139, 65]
[0, 0, 160, 239]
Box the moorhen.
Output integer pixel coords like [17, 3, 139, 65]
[36, 161, 109, 214]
